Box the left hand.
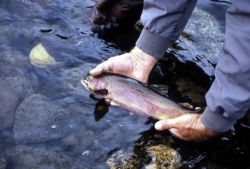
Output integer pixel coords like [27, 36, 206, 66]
[90, 47, 157, 83]
[155, 114, 218, 141]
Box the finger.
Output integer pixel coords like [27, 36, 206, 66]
[110, 101, 120, 106]
[180, 103, 194, 110]
[90, 64, 103, 76]
[154, 119, 179, 131]
[105, 98, 111, 104]
[90, 61, 112, 76]
[195, 107, 202, 111]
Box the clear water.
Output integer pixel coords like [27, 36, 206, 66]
[0, 0, 249, 169]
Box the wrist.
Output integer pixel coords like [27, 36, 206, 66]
[136, 28, 173, 59]
[130, 47, 157, 67]
[198, 114, 218, 136]
[128, 47, 157, 83]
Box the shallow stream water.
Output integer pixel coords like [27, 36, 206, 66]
[0, 0, 250, 169]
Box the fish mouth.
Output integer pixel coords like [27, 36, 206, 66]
[81, 78, 89, 90]
[81, 73, 92, 91]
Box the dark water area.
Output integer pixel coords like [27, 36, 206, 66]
[0, 0, 250, 169]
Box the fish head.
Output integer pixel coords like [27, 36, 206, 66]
[81, 73, 94, 91]
[81, 73, 108, 98]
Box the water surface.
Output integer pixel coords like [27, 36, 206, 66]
[0, 0, 249, 169]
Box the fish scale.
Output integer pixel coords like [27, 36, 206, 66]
[81, 73, 196, 120]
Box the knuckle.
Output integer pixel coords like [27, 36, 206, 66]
[108, 57, 116, 62]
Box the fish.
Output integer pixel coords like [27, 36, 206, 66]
[81, 73, 196, 120]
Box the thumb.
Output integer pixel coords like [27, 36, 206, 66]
[155, 119, 178, 131]
[90, 61, 113, 76]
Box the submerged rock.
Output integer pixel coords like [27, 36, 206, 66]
[106, 131, 181, 169]
[135, 7, 223, 78]
[106, 144, 181, 169]
[145, 144, 182, 169]
[12, 145, 79, 169]
[168, 8, 224, 77]
[0, 76, 35, 99]
[106, 149, 142, 169]
[62, 127, 96, 153]
[175, 78, 207, 106]
[0, 83, 19, 130]
[13, 94, 78, 143]
[0, 157, 7, 169]
[90, 0, 143, 32]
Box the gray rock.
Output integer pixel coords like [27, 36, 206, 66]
[62, 127, 96, 153]
[0, 44, 28, 68]
[0, 82, 19, 130]
[13, 145, 79, 169]
[13, 94, 78, 143]
[0, 157, 7, 169]
[170, 8, 224, 76]
[0, 45, 37, 100]
[144, 144, 182, 169]
[106, 149, 142, 169]
[0, 76, 34, 99]
[0, 129, 15, 145]
[106, 145, 182, 169]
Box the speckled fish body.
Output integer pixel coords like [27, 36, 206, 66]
[81, 74, 194, 120]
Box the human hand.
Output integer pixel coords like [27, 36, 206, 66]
[155, 114, 218, 141]
[90, 47, 157, 83]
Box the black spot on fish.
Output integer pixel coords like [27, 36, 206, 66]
[94, 89, 108, 96]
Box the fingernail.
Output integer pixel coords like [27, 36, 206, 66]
[90, 69, 96, 75]
[195, 107, 201, 110]
[155, 121, 163, 130]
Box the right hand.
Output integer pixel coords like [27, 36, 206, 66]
[90, 47, 158, 83]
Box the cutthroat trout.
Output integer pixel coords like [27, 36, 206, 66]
[81, 73, 195, 120]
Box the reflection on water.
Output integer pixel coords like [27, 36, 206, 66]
[0, 0, 249, 169]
